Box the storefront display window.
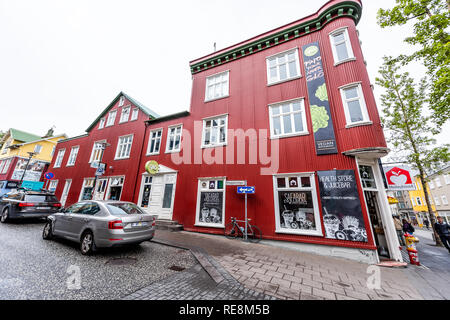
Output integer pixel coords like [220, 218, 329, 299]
[273, 173, 323, 236]
[196, 178, 226, 228]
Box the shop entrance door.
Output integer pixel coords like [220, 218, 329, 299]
[60, 179, 72, 206]
[138, 173, 176, 220]
[94, 178, 108, 200]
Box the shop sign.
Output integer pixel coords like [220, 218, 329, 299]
[11, 159, 47, 182]
[383, 165, 415, 191]
[302, 42, 338, 155]
[145, 160, 159, 175]
[318, 170, 368, 242]
[95, 163, 106, 176]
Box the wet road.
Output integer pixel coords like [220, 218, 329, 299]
[0, 219, 196, 299]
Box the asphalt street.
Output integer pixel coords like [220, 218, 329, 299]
[0, 219, 196, 299]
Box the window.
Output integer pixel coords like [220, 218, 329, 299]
[119, 106, 130, 123]
[131, 108, 139, 121]
[269, 99, 308, 138]
[273, 173, 323, 236]
[119, 96, 125, 107]
[48, 180, 58, 192]
[106, 110, 117, 127]
[1, 139, 11, 154]
[166, 125, 182, 153]
[99, 117, 106, 129]
[445, 174, 450, 185]
[329, 27, 355, 65]
[0, 160, 4, 173]
[147, 129, 163, 155]
[435, 197, 440, 206]
[202, 115, 227, 147]
[34, 144, 42, 154]
[115, 135, 133, 159]
[80, 178, 95, 201]
[205, 71, 229, 101]
[435, 178, 442, 187]
[416, 197, 422, 206]
[442, 195, 448, 205]
[266, 48, 301, 85]
[66, 146, 79, 166]
[1, 159, 11, 174]
[340, 83, 370, 126]
[195, 178, 225, 228]
[429, 180, 435, 189]
[89, 141, 106, 163]
[54, 149, 65, 168]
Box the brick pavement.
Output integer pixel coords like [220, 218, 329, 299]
[128, 230, 425, 300]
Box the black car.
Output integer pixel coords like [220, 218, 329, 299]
[0, 189, 62, 223]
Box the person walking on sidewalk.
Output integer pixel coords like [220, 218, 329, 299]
[434, 216, 450, 253]
[394, 216, 405, 245]
[423, 218, 430, 230]
[402, 218, 415, 235]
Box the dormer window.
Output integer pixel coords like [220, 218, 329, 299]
[99, 117, 106, 129]
[106, 110, 117, 127]
[119, 96, 125, 107]
[130, 108, 139, 121]
[120, 106, 131, 123]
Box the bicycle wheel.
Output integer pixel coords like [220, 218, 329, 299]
[247, 225, 262, 243]
[224, 223, 239, 239]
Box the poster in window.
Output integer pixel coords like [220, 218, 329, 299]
[278, 190, 316, 231]
[198, 191, 223, 224]
[11, 159, 47, 182]
[140, 185, 151, 207]
[318, 170, 368, 242]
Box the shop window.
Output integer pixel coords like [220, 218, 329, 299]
[80, 178, 94, 200]
[359, 165, 376, 189]
[329, 27, 355, 65]
[202, 115, 227, 147]
[266, 48, 301, 85]
[205, 71, 229, 102]
[340, 83, 370, 126]
[273, 173, 322, 236]
[147, 129, 163, 155]
[54, 149, 65, 168]
[48, 180, 58, 192]
[108, 177, 124, 201]
[166, 125, 182, 153]
[269, 99, 308, 138]
[195, 178, 226, 228]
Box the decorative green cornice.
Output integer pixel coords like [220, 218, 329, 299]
[190, 1, 362, 75]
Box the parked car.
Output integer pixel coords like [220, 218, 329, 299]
[43, 200, 156, 255]
[0, 189, 61, 223]
[0, 180, 20, 198]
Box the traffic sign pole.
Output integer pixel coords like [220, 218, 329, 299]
[245, 193, 248, 241]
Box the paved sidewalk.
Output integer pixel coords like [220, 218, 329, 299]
[143, 230, 424, 300]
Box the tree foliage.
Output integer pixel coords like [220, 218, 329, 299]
[377, 0, 450, 126]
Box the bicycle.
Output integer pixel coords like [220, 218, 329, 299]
[224, 217, 262, 243]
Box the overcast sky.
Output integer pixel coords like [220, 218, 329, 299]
[0, 0, 448, 151]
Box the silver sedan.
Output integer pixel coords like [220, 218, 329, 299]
[43, 200, 156, 255]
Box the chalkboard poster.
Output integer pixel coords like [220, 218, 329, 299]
[302, 42, 338, 155]
[198, 191, 223, 225]
[318, 170, 368, 242]
[140, 185, 151, 207]
[277, 190, 316, 231]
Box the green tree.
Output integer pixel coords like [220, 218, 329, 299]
[376, 56, 450, 246]
[377, 0, 450, 126]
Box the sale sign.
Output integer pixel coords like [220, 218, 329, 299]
[383, 165, 416, 191]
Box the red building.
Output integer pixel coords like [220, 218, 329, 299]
[49, 0, 401, 264]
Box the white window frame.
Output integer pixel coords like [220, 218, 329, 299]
[273, 172, 323, 236]
[201, 114, 228, 148]
[442, 195, 448, 205]
[266, 47, 301, 85]
[99, 117, 106, 129]
[119, 106, 131, 123]
[119, 96, 125, 107]
[165, 124, 183, 153]
[89, 140, 106, 163]
[66, 146, 79, 167]
[445, 174, 450, 185]
[434, 197, 440, 206]
[79, 178, 95, 201]
[205, 70, 229, 102]
[147, 128, 163, 155]
[268, 98, 308, 139]
[1, 158, 11, 174]
[339, 83, 371, 127]
[34, 144, 42, 154]
[435, 178, 442, 187]
[429, 180, 435, 189]
[106, 110, 117, 127]
[329, 27, 355, 65]
[130, 108, 139, 121]
[195, 177, 226, 228]
[115, 134, 133, 160]
[48, 180, 58, 192]
[54, 149, 65, 168]
[0, 160, 4, 173]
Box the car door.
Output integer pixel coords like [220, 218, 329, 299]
[69, 202, 101, 239]
[54, 202, 84, 239]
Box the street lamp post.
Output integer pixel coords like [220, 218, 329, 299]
[19, 151, 37, 187]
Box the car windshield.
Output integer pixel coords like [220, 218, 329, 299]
[24, 195, 59, 202]
[106, 203, 145, 215]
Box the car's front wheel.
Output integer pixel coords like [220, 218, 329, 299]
[42, 221, 53, 240]
[80, 231, 95, 255]
[1, 208, 10, 223]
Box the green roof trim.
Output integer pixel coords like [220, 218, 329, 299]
[9, 128, 42, 143]
[85, 91, 160, 132]
[189, 1, 362, 75]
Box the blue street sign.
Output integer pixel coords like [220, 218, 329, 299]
[44, 172, 54, 180]
[237, 186, 255, 194]
[95, 163, 106, 176]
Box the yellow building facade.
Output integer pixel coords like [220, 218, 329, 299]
[408, 175, 437, 227]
